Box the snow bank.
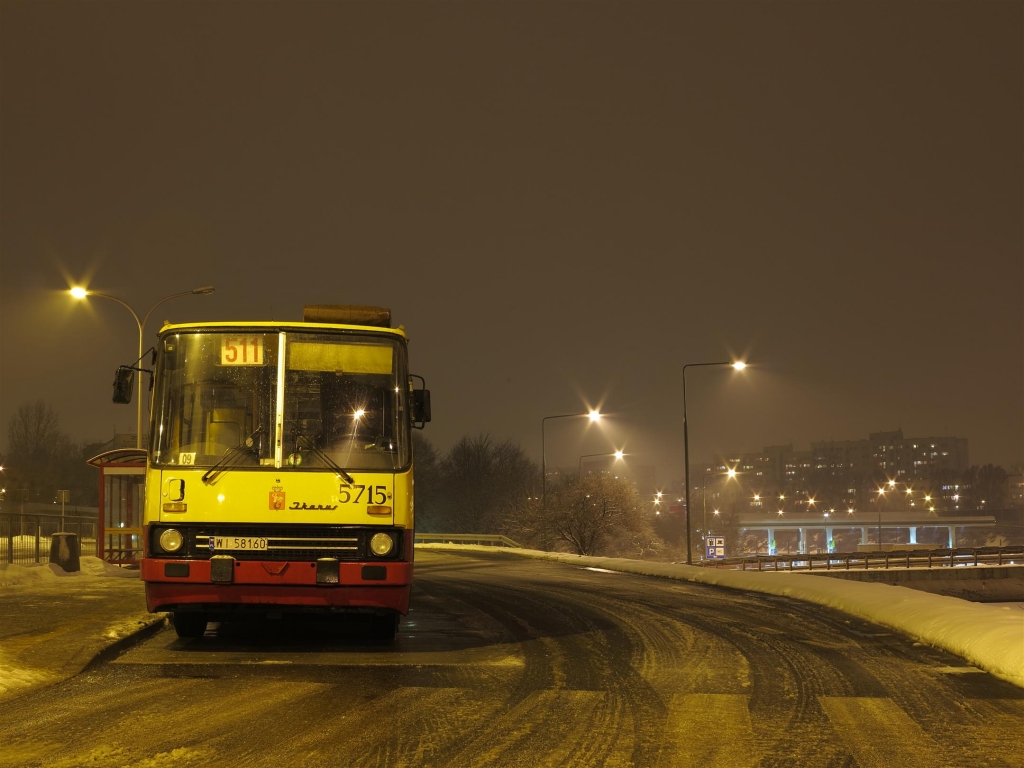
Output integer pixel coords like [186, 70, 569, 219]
[418, 544, 1024, 689]
[0, 556, 138, 587]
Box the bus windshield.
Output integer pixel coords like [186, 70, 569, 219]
[151, 330, 410, 471]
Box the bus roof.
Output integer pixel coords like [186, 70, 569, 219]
[158, 320, 408, 339]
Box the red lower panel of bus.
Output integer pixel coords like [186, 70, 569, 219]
[142, 559, 412, 613]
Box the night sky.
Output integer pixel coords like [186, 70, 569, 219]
[1, 2, 1021, 484]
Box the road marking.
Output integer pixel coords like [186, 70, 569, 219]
[658, 694, 758, 768]
[819, 697, 941, 768]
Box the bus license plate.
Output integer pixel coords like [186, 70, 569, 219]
[212, 536, 268, 551]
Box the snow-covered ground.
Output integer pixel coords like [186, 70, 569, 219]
[3, 548, 1020, 697]
[0, 555, 136, 587]
[1, 557, 147, 699]
[419, 544, 1024, 689]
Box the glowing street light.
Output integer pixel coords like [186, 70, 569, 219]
[702, 469, 739, 548]
[70, 284, 215, 449]
[541, 408, 602, 508]
[682, 359, 748, 564]
[579, 450, 625, 478]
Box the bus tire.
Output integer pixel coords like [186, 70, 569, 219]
[173, 612, 208, 639]
[369, 612, 398, 646]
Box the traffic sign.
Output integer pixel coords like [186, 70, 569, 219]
[706, 535, 726, 560]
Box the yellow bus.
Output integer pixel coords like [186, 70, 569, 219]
[118, 305, 430, 643]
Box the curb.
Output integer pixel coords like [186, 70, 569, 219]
[1, 613, 169, 703]
[80, 613, 169, 673]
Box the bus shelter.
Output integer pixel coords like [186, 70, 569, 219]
[87, 448, 147, 563]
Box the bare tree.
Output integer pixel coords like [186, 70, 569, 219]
[536, 473, 657, 557]
[961, 465, 1009, 510]
[5, 400, 91, 503]
[411, 431, 441, 528]
[7, 400, 63, 459]
[430, 434, 539, 533]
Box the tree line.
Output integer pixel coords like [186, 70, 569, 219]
[2, 401, 100, 508]
[413, 432, 664, 558]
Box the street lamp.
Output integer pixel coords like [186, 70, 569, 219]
[70, 285, 215, 449]
[541, 409, 601, 508]
[682, 360, 746, 564]
[701, 469, 739, 549]
[578, 450, 624, 478]
[873, 487, 887, 550]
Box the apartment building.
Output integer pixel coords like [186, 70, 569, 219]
[696, 429, 970, 511]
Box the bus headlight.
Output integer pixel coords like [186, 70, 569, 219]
[369, 532, 394, 557]
[158, 528, 184, 554]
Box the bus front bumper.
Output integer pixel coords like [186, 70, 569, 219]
[141, 558, 412, 614]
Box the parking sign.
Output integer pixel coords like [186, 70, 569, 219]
[706, 536, 726, 560]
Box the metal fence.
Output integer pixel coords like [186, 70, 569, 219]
[0, 512, 99, 566]
[415, 533, 522, 548]
[699, 545, 1024, 572]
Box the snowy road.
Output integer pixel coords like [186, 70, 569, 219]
[1, 549, 1021, 767]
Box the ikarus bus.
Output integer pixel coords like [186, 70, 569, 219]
[114, 305, 431, 643]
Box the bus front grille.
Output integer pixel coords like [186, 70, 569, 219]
[151, 525, 402, 561]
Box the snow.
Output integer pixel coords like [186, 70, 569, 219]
[0, 556, 138, 587]
[418, 544, 1024, 689]
[1, 556, 147, 700]
[0, 651, 56, 698]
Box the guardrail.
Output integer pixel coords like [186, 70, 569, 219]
[0, 512, 99, 566]
[415, 533, 522, 548]
[699, 545, 1024, 572]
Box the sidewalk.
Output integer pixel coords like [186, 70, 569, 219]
[0, 557, 166, 700]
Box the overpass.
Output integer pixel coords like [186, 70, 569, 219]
[736, 513, 996, 554]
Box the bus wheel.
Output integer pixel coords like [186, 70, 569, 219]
[369, 612, 398, 646]
[173, 612, 208, 639]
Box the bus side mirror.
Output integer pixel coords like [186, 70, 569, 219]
[411, 389, 431, 428]
[112, 366, 134, 404]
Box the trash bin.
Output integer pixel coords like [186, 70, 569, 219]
[49, 532, 80, 572]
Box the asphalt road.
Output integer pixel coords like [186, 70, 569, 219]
[2, 550, 1021, 767]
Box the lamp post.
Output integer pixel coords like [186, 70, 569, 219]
[578, 450, 624, 478]
[541, 409, 600, 508]
[682, 361, 746, 564]
[71, 286, 215, 449]
[701, 468, 737, 547]
[873, 487, 887, 550]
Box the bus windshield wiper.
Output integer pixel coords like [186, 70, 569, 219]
[296, 434, 355, 484]
[201, 426, 263, 484]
